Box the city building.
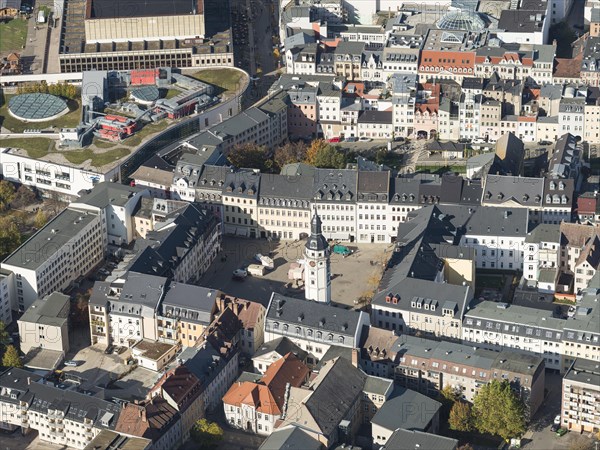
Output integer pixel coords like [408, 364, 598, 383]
[0, 368, 120, 448]
[18, 292, 70, 355]
[264, 293, 370, 367]
[561, 358, 600, 433]
[223, 353, 310, 435]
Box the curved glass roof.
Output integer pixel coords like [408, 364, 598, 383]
[437, 10, 486, 32]
[8, 93, 68, 120]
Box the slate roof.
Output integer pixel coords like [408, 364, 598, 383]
[383, 429, 458, 450]
[357, 171, 390, 200]
[258, 173, 313, 206]
[267, 293, 363, 338]
[0, 368, 120, 428]
[357, 110, 393, 124]
[161, 283, 218, 325]
[371, 387, 441, 432]
[259, 426, 323, 450]
[464, 301, 564, 340]
[312, 168, 358, 203]
[543, 178, 574, 207]
[482, 174, 543, 207]
[254, 337, 308, 361]
[223, 170, 260, 199]
[304, 357, 366, 437]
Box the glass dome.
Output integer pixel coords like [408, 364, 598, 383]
[437, 10, 486, 32]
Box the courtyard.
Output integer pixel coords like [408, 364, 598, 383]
[198, 236, 393, 309]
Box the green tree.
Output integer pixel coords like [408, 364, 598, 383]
[191, 419, 223, 449]
[227, 143, 273, 172]
[312, 144, 346, 169]
[274, 141, 308, 170]
[0, 180, 15, 211]
[449, 401, 473, 432]
[33, 209, 47, 229]
[2, 345, 22, 368]
[0, 217, 21, 258]
[472, 380, 526, 441]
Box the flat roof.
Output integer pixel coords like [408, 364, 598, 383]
[19, 293, 70, 327]
[2, 208, 99, 271]
[132, 339, 177, 361]
[87, 0, 204, 19]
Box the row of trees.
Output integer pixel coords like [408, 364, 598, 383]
[227, 139, 349, 172]
[16, 81, 78, 100]
[443, 380, 527, 442]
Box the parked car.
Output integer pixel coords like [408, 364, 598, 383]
[553, 415, 561, 426]
[556, 428, 568, 437]
[328, 137, 341, 143]
[64, 360, 79, 367]
[550, 424, 560, 432]
[104, 345, 115, 354]
[539, 140, 553, 145]
[359, 137, 371, 142]
[345, 136, 358, 142]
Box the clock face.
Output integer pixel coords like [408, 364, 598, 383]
[309, 261, 316, 267]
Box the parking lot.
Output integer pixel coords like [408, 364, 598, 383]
[61, 343, 128, 390]
[198, 237, 392, 308]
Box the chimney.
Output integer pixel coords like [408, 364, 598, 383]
[244, 301, 249, 310]
[27, 377, 30, 386]
[351, 348, 359, 368]
[141, 408, 147, 422]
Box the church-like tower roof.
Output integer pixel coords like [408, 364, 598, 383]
[306, 210, 328, 251]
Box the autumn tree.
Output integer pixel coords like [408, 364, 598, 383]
[11, 185, 37, 209]
[472, 380, 526, 441]
[2, 345, 22, 368]
[0, 180, 15, 212]
[34, 209, 47, 229]
[305, 139, 327, 165]
[274, 141, 308, 170]
[0, 321, 8, 345]
[305, 139, 346, 169]
[0, 217, 21, 258]
[191, 419, 223, 449]
[227, 143, 273, 172]
[449, 401, 473, 432]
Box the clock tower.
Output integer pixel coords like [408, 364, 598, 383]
[304, 209, 331, 304]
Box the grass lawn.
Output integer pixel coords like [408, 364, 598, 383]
[92, 139, 118, 149]
[0, 96, 82, 133]
[124, 120, 170, 147]
[161, 88, 181, 99]
[0, 18, 28, 53]
[415, 164, 466, 174]
[62, 147, 130, 166]
[190, 68, 246, 96]
[0, 137, 54, 157]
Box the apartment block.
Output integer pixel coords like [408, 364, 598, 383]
[0, 368, 120, 448]
[561, 359, 600, 433]
[358, 327, 545, 419]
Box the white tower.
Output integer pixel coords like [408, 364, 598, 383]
[304, 209, 331, 304]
